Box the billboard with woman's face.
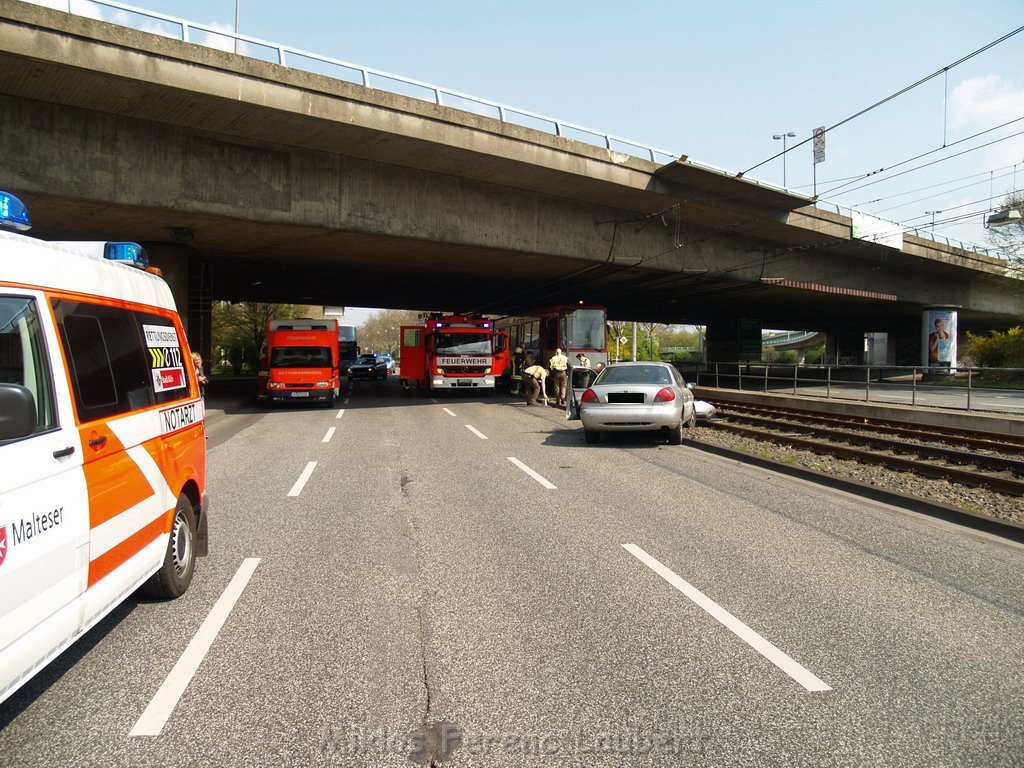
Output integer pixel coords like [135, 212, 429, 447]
[923, 309, 957, 367]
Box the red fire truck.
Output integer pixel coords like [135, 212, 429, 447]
[258, 318, 341, 406]
[399, 314, 509, 393]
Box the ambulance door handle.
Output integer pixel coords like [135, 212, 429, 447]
[53, 445, 76, 458]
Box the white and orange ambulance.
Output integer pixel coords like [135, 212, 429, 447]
[0, 191, 209, 705]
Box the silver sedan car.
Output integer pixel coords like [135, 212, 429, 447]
[578, 361, 696, 444]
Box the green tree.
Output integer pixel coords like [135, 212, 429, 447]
[211, 302, 316, 374]
[963, 327, 1024, 368]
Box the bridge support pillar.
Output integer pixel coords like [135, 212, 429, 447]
[888, 322, 922, 366]
[145, 243, 213, 368]
[705, 321, 739, 362]
[825, 330, 867, 366]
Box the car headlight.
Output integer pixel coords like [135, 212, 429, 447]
[436, 367, 445, 374]
[316, 380, 331, 388]
[484, 367, 492, 374]
[268, 381, 284, 389]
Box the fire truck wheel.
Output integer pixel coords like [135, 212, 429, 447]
[140, 493, 197, 599]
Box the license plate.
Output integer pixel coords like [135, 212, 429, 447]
[457, 378, 472, 384]
[291, 391, 309, 397]
[608, 392, 644, 403]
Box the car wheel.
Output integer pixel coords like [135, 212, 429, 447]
[140, 493, 197, 599]
[584, 428, 601, 444]
[684, 406, 698, 428]
[667, 422, 683, 445]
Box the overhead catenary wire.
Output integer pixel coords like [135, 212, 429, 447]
[820, 115, 1024, 198]
[739, 24, 1024, 179]
[858, 163, 1020, 208]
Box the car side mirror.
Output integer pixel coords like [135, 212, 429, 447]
[0, 383, 37, 441]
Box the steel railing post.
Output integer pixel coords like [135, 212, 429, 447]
[865, 366, 871, 402]
[826, 365, 831, 399]
[715, 363, 720, 389]
[912, 367, 917, 406]
[793, 364, 798, 395]
[967, 369, 972, 411]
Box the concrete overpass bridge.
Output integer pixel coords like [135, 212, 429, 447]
[0, 0, 1020, 364]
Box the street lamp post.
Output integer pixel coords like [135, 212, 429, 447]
[772, 131, 796, 188]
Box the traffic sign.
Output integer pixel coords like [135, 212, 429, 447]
[813, 126, 826, 164]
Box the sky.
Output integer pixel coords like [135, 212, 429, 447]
[26, 1, 1024, 326]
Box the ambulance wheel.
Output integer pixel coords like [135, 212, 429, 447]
[141, 494, 197, 599]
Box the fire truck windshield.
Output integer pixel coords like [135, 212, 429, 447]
[271, 346, 333, 367]
[434, 332, 491, 356]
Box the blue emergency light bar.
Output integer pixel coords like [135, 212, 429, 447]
[104, 242, 149, 269]
[0, 191, 32, 231]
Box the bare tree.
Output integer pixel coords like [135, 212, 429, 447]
[359, 309, 422, 356]
[986, 191, 1024, 277]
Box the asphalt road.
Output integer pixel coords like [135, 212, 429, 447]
[2, 376, 1023, 766]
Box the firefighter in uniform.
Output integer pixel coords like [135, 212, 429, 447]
[510, 345, 525, 394]
[522, 363, 548, 405]
[549, 348, 569, 407]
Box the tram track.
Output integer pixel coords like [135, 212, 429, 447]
[694, 400, 1024, 499]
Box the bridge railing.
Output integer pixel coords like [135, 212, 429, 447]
[677, 361, 1024, 415]
[49, 0, 994, 258]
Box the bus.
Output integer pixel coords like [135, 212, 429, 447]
[495, 304, 608, 389]
[338, 324, 359, 376]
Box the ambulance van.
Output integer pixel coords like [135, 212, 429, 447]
[0, 191, 209, 705]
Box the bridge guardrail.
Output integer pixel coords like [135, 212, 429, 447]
[48, 0, 994, 259]
[676, 361, 1024, 415]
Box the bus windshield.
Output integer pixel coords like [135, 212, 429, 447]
[563, 308, 605, 350]
[435, 332, 491, 356]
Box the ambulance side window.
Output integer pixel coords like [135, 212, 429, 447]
[0, 296, 57, 437]
[52, 300, 153, 422]
[135, 311, 190, 406]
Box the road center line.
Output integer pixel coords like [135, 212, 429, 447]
[335, 408, 345, 419]
[322, 427, 336, 443]
[129, 558, 261, 737]
[622, 544, 831, 693]
[288, 461, 317, 497]
[507, 456, 557, 489]
[443, 407, 457, 417]
[465, 424, 488, 440]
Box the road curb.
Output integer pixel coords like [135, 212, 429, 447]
[685, 438, 1024, 544]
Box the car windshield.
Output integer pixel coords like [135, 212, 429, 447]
[356, 355, 378, 364]
[434, 332, 491, 356]
[271, 346, 332, 367]
[594, 365, 673, 386]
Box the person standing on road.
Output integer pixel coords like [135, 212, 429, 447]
[511, 345, 525, 394]
[549, 348, 568, 407]
[191, 352, 209, 398]
[522, 363, 548, 405]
